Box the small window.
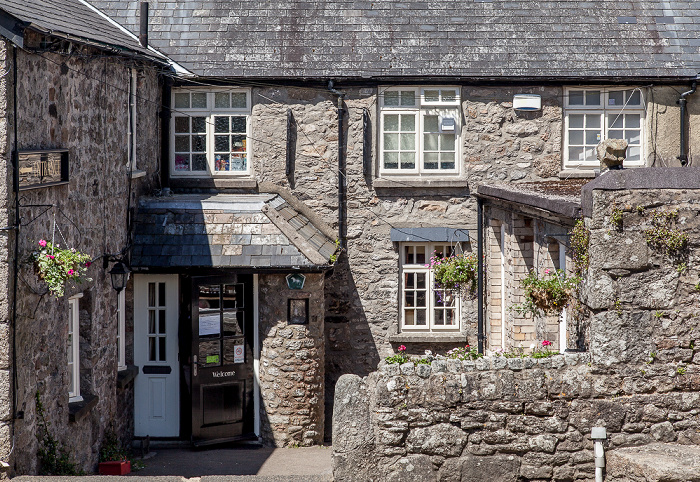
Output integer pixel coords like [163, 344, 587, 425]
[564, 87, 645, 169]
[400, 243, 462, 332]
[171, 89, 251, 177]
[117, 290, 126, 371]
[380, 87, 461, 177]
[68, 295, 83, 402]
[128, 68, 138, 172]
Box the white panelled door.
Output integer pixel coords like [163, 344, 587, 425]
[134, 274, 180, 437]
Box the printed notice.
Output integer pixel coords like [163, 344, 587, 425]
[234, 345, 244, 363]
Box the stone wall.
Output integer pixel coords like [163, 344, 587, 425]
[258, 273, 325, 446]
[333, 353, 700, 482]
[4, 42, 160, 474]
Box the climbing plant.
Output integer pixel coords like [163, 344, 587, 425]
[569, 220, 590, 276]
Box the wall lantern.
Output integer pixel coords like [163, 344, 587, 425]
[513, 94, 541, 111]
[109, 261, 131, 293]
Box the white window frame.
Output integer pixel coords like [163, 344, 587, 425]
[170, 88, 252, 177]
[68, 294, 83, 402]
[128, 68, 138, 172]
[379, 86, 461, 177]
[400, 243, 462, 333]
[117, 289, 126, 371]
[563, 87, 645, 170]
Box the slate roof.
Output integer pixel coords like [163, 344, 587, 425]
[477, 179, 589, 219]
[0, 0, 159, 58]
[131, 194, 338, 269]
[88, 0, 700, 80]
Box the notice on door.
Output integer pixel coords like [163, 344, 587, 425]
[234, 345, 244, 363]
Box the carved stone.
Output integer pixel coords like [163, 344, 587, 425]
[597, 138, 628, 171]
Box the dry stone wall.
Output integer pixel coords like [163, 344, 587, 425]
[6, 43, 160, 474]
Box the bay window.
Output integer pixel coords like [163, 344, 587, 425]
[564, 87, 645, 169]
[380, 87, 461, 176]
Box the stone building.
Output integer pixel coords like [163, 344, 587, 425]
[2, 0, 700, 475]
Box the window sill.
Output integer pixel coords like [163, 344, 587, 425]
[169, 178, 257, 190]
[68, 393, 99, 423]
[130, 169, 147, 179]
[558, 169, 596, 179]
[389, 333, 468, 344]
[373, 178, 470, 189]
[117, 365, 139, 390]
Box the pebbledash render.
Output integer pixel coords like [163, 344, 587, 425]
[3, 0, 700, 477]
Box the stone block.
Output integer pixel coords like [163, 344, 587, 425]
[606, 443, 700, 482]
[438, 454, 521, 482]
[406, 423, 466, 457]
[416, 364, 432, 378]
[386, 455, 437, 482]
[400, 363, 415, 376]
[591, 311, 655, 366]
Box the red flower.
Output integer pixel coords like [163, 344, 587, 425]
[85, 261, 92, 267]
[542, 340, 552, 347]
[398, 345, 406, 352]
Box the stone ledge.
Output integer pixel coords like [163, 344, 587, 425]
[117, 365, 139, 390]
[388, 333, 469, 344]
[169, 178, 258, 190]
[68, 394, 99, 423]
[558, 169, 596, 179]
[373, 178, 470, 189]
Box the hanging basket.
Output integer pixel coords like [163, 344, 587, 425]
[32, 239, 93, 298]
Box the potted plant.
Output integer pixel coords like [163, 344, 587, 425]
[98, 429, 131, 475]
[429, 251, 478, 296]
[513, 269, 580, 317]
[31, 239, 92, 298]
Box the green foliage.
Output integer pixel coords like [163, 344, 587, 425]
[430, 252, 478, 295]
[512, 269, 580, 317]
[676, 263, 688, 274]
[609, 208, 623, 230]
[677, 365, 687, 375]
[446, 345, 483, 361]
[644, 210, 689, 262]
[329, 239, 341, 264]
[569, 220, 590, 275]
[99, 428, 128, 463]
[36, 392, 84, 475]
[636, 205, 646, 215]
[495, 340, 558, 358]
[385, 353, 410, 365]
[31, 239, 92, 298]
[654, 311, 664, 319]
[613, 298, 623, 316]
[646, 352, 657, 365]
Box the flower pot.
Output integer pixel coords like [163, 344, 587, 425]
[98, 460, 131, 475]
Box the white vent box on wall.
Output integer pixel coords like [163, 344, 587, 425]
[513, 94, 541, 111]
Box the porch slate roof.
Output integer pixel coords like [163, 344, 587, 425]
[0, 0, 158, 58]
[88, 0, 700, 80]
[130, 194, 338, 269]
[477, 179, 588, 219]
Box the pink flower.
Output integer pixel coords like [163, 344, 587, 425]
[39, 239, 47, 247]
[398, 345, 406, 352]
[46, 255, 54, 260]
[545, 269, 550, 274]
[67, 269, 74, 275]
[85, 261, 91, 267]
[542, 340, 552, 347]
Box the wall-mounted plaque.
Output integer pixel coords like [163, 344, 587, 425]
[288, 298, 309, 325]
[18, 149, 69, 190]
[286, 273, 306, 290]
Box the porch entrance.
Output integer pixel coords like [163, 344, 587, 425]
[191, 274, 256, 445]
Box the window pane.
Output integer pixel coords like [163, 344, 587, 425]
[231, 92, 247, 108]
[405, 291, 414, 307]
[231, 135, 246, 152]
[191, 92, 207, 108]
[416, 291, 426, 307]
[416, 272, 426, 288]
[585, 147, 596, 161]
[192, 154, 207, 171]
[416, 246, 425, 265]
[174, 93, 190, 109]
[435, 309, 444, 325]
[214, 93, 230, 108]
[626, 114, 640, 129]
[569, 114, 584, 129]
[384, 133, 398, 150]
[608, 130, 623, 140]
[445, 309, 456, 325]
[192, 135, 206, 152]
[400, 114, 415, 131]
[628, 90, 641, 106]
[175, 136, 190, 152]
[384, 114, 399, 131]
[628, 146, 641, 161]
[215, 154, 230, 171]
[585, 91, 601, 106]
[384, 91, 399, 106]
[174, 117, 189, 133]
[192, 117, 207, 133]
[231, 116, 246, 133]
[440, 152, 455, 169]
[416, 309, 426, 325]
[609, 115, 623, 129]
[400, 152, 415, 169]
[424, 152, 439, 169]
[405, 310, 414, 325]
[608, 91, 624, 107]
[384, 152, 398, 169]
[405, 272, 414, 288]
[568, 91, 584, 105]
[215, 135, 229, 152]
[400, 91, 415, 106]
[424, 115, 439, 132]
[400, 133, 415, 150]
[214, 116, 229, 133]
[175, 154, 190, 171]
[424, 133, 438, 151]
[440, 134, 455, 151]
[569, 147, 584, 162]
[424, 90, 439, 102]
[230, 154, 247, 171]
[569, 130, 583, 145]
[586, 131, 600, 145]
[442, 89, 457, 102]
[626, 130, 641, 145]
[585, 115, 600, 129]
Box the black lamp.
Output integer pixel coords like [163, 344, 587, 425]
[109, 261, 130, 293]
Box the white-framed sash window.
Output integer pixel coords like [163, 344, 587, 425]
[171, 89, 251, 177]
[564, 87, 645, 169]
[68, 294, 83, 402]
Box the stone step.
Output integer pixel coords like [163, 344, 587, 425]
[606, 443, 700, 481]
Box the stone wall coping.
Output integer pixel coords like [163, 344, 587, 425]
[378, 352, 591, 377]
[373, 179, 471, 189]
[581, 167, 700, 217]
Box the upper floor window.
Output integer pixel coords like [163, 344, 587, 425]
[68, 294, 83, 402]
[171, 89, 251, 177]
[379, 87, 461, 176]
[564, 87, 645, 169]
[400, 243, 462, 332]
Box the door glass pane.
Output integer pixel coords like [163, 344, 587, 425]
[158, 283, 166, 306]
[159, 310, 166, 334]
[199, 313, 221, 337]
[223, 338, 244, 364]
[159, 337, 166, 362]
[148, 310, 156, 334]
[148, 337, 155, 361]
[199, 340, 221, 367]
[148, 282, 155, 307]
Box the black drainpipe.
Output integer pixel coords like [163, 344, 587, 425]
[328, 81, 346, 249]
[139, 2, 149, 49]
[677, 79, 698, 166]
[477, 197, 484, 354]
[160, 76, 172, 193]
[11, 45, 20, 421]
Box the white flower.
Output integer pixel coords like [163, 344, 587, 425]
[529, 343, 536, 350]
[425, 350, 432, 356]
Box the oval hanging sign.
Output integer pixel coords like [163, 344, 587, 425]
[286, 273, 306, 290]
